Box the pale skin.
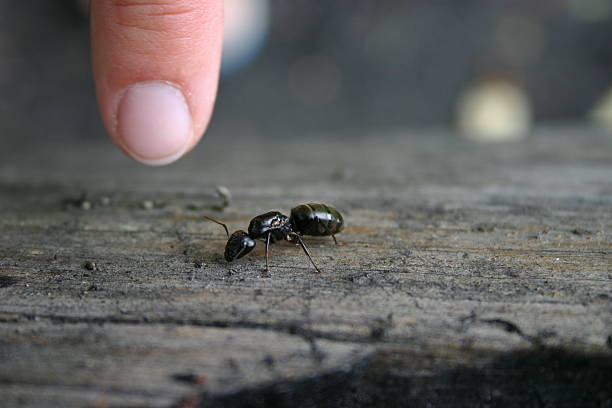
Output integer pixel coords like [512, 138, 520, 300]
[90, 0, 224, 166]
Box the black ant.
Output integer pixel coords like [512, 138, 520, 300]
[205, 203, 344, 273]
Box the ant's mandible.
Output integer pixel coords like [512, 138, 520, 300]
[205, 203, 344, 273]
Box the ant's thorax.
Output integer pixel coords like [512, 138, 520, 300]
[247, 211, 293, 243]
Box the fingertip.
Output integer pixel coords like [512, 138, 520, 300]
[90, 0, 223, 165]
[117, 81, 193, 165]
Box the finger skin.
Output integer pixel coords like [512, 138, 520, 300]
[91, 0, 223, 164]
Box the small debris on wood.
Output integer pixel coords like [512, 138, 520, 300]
[185, 203, 201, 211]
[139, 200, 166, 210]
[140, 200, 154, 210]
[370, 313, 394, 340]
[473, 223, 495, 232]
[83, 261, 96, 271]
[211, 185, 232, 211]
[571, 228, 592, 235]
[370, 326, 385, 340]
[173, 373, 208, 385]
[193, 261, 203, 269]
[262, 355, 275, 368]
[63, 193, 92, 210]
[216, 185, 231, 204]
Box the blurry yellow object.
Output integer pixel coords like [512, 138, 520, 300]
[457, 80, 532, 142]
[222, 0, 270, 75]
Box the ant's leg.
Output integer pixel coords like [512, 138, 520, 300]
[290, 233, 321, 273]
[315, 216, 338, 245]
[264, 232, 271, 272]
[203, 216, 229, 237]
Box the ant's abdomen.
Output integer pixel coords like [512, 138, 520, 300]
[290, 203, 344, 236]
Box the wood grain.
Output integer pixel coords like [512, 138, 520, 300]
[0, 125, 611, 406]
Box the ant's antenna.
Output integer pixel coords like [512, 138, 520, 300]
[290, 233, 321, 273]
[204, 215, 229, 237]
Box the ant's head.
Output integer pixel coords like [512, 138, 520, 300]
[224, 230, 256, 262]
[204, 216, 256, 262]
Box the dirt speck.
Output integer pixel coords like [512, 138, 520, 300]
[571, 228, 592, 236]
[211, 185, 232, 211]
[141, 200, 154, 210]
[173, 373, 208, 385]
[473, 223, 495, 232]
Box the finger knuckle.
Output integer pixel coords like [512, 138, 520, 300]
[112, 0, 204, 33]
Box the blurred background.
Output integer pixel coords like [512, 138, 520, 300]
[1, 0, 612, 147]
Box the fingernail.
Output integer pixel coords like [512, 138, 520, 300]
[117, 81, 193, 165]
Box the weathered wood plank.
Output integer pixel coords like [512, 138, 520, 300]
[0, 125, 611, 406]
[0, 321, 368, 407]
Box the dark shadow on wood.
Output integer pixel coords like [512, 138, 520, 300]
[0, 275, 19, 288]
[200, 347, 612, 408]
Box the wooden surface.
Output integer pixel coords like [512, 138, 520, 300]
[0, 124, 611, 407]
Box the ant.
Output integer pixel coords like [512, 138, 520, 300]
[205, 203, 344, 273]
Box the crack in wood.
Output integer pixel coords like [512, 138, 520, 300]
[0, 312, 384, 344]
